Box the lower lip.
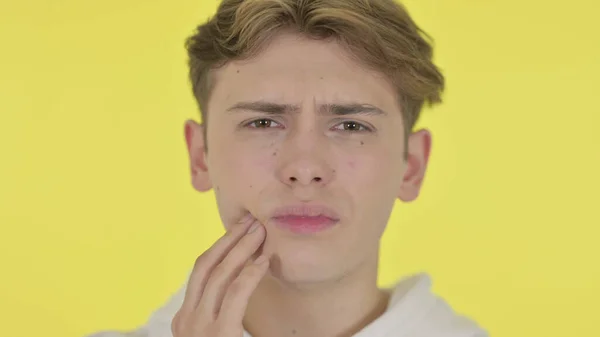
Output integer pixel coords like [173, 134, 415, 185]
[273, 215, 339, 234]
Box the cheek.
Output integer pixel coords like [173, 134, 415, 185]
[344, 153, 387, 179]
[342, 152, 400, 196]
[344, 153, 401, 231]
[213, 150, 277, 228]
[339, 156, 372, 200]
[214, 145, 277, 196]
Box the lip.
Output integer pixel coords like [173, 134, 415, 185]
[270, 204, 340, 234]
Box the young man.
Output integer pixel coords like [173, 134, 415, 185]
[91, 0, 487, 336]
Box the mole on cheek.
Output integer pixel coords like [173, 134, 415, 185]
[272, 151, 277, 156]
[360, 141, 364, 145]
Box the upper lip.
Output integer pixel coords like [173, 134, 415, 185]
[271, 204, 341, 220]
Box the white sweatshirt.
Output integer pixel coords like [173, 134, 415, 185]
[87, 274, 488, 337]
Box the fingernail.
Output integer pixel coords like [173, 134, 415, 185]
[247, 221, 261, 234]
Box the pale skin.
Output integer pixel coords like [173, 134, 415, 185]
[176, 32, 432, 337]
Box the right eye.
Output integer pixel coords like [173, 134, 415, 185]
[244, 118, 283, 129]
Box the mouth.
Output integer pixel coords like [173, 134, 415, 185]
[270, 204, 340, 234]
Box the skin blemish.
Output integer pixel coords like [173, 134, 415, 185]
[273, 151, 277, 156]
[360, 141, 364, 145]
[292, 329, 297, 335]
[348, 161, 356, 169]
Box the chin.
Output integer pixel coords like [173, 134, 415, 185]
[268, 260, 342, 286]
[262, 242, 347, 286]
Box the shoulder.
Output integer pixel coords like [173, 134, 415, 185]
[388, 274, 489, 337]
[420, 297, 489, 337]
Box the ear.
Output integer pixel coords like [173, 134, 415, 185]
[184, 120, 212, 192]
[398, 129, 432, 202]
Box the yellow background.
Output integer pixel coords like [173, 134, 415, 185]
[1, 0, 598, 336]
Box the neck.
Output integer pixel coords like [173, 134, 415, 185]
[243, 253, 390, 337]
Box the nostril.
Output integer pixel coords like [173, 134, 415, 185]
[290, 177, 297, 182]
[314, 177, 322, 182]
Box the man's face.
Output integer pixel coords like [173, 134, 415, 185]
[185, 32, 431, 284]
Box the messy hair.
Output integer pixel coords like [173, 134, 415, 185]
[185, 0, 445, 137]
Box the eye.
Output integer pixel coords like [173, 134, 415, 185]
[333, 121, 372, 133]
[245, 118, 283, 129]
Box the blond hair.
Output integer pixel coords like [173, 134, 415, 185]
[185, 0, 445, 134]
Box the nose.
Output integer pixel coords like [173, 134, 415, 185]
[276, 134, 334, 187]
[279, 158, 332, 186]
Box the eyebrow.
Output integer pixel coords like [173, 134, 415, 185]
[225, 101, 387, 116]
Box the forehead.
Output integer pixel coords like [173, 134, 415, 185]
[209, 33, 401, 113]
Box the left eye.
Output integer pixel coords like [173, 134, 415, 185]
[333, 121, 371, 132]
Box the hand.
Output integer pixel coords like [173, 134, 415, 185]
[171, 214, 269, 337]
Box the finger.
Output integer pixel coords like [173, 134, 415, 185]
[196, 221, 266, 318]
[218, 255, 270, 323]
[179, 213, 255, 314]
